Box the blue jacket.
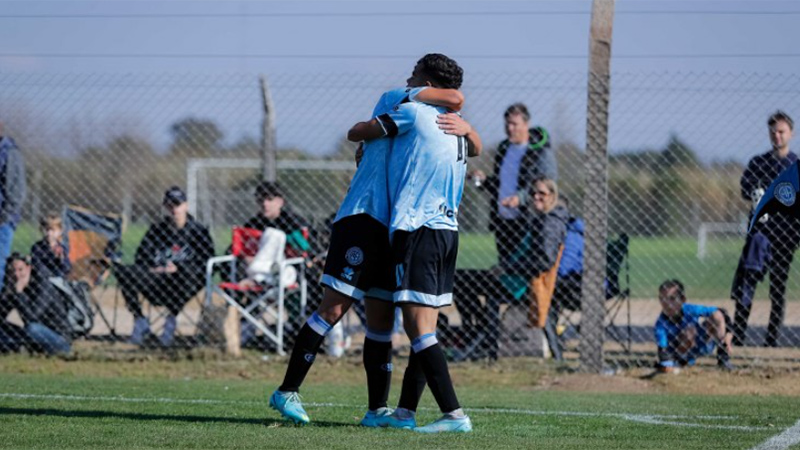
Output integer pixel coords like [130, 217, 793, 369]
[558, 216, 584, 277]
[0, 137, 26, 227]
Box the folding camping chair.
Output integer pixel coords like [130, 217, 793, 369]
[604, 233, 632, 352]
[62, 205, 124, 338]
[549, 233, 632, 356]
[205, 226, 308, 355]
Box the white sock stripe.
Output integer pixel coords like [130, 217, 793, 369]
[306, 312, 332, 336]
[411, 333, 438, 353]
[365, 328, 393, 343]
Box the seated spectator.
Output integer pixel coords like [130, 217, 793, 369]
[31, 212, 71, 279]
[114, 186, 214, 347]
[0, 253, 72, 355]
[233, 182, 313, 346]
[552, 196, 584, 313]
[243, 181, 311, 255]
[655, 279, 733, 373]
[481, 176, 568, 360]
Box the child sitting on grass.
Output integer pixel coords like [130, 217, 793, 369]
[655, 279, 734, 372]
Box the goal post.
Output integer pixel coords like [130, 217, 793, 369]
[696, 222, 746, 260]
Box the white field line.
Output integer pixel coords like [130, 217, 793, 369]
[0, 392, 772, 432]
[750, 420, 800, 450]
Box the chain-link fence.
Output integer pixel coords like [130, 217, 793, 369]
[1, 71, 800, 371]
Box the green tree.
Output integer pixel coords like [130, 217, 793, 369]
[169, 117, 224, 157]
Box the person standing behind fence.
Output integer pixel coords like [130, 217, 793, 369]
[469, 103, 556, 274]
[31, 213, 71, 279]
[114, 186, 214, 348]
[731, 111, 800, 347]
[0, 122, 27, 291]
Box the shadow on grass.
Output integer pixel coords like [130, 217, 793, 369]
[0, 407, 345, 428]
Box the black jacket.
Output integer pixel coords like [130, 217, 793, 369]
[480, 127, 557, 231]
[135, 215, 215, 277]
[740, 150, 800, 240]
[0, 270, 72, 341]
[31, 239, 71, 279]
[242, 208, 308, 236]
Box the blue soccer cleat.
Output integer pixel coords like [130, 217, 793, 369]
[376, 410, 416, 430]
[414, 414, 472, 433]
[269, 390, 310, 424]
[360, 407, 393, 427]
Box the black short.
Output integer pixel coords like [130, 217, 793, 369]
[321, 214, 393, 301]
[392, 227, 458, 308]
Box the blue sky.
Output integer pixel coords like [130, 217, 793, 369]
[2, 0, 800, 161]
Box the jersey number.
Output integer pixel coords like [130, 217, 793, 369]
[456, 136, 468, 164]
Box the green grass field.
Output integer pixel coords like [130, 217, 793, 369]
[0, 354, 798, 450]
[12, 223, 799, 300]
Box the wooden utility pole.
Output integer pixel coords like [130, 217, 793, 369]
[580, 0, 615, 373]
[260, 76, 277, 182]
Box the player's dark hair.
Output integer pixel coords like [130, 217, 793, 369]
[659, 279, 686, 302]
[504, 103, 531, 122]
[768, 110, 794, 130]
[416, 53, 463, 90]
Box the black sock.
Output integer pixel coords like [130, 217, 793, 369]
[397, 349, 427, 412]
[278, 323, 326, 392]
[363, 337, 393, 411]
[415, 343, 460, 413]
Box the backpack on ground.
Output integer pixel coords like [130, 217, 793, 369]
[49, 277, 95, 338]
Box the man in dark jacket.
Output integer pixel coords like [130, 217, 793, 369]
[0, 123, 27, 291]
[470, 103, 557, 268]
[1, 253, 72, 354]
[115, 186, 215, 347]
[731, 111, 800, 347]
[242, 181, 312, 256]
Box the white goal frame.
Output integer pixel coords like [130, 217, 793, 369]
[696, 221, 746, 260]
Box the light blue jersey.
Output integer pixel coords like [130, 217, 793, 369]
[334, 87, 426, 225]
[380, 102, 468, 236]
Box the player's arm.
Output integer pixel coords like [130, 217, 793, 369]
[350, 103, 417, 144]
[347, 119, 386, 142]
[413, 88, 464, 112]
[437, 113, 483, 156]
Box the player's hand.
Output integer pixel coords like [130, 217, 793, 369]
[355, 142, 364, 167]
[437, 113, 472, 136]
[164, 261, 178, 274]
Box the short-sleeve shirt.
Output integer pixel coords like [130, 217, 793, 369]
[379, 102, 468, 236]
[654, 303, 718, 349]
[334, 87, 427, 226]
